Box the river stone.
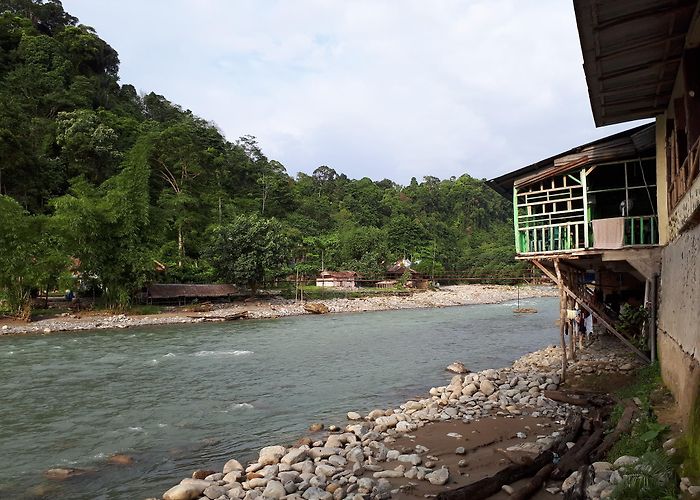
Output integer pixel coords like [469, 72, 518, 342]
[347, 423, 369, 437]
[347, 411, 362, 420]
[282, 447, 308, 465]
[325, 434, 347, 448]
[447, 374, 463, 392]
[248, 477, 269, 488]
[44, 467, 91, 481]
[425, 467, 449, 485]
[203, 485, 228, 499]
[345, 447, 365, 464]
[357, 477, 375, 493]
[302, 486, 332, 500]
[404, 401, 424, 411]
[561, 471, 579, 492]
[367, 409, 385, 420]
[462, 383, 478, 397]
[163, 483, 207, 500]
[308, 447, 342, 459]
[373, 469, 404, 478]
[480, 379, 495, 396]
[398, 454, 421, 465]
[396, 421, 412, 432]
[328, 455, 347, 467]
[375, 415, 398, 428]
[446, 361, 468, 374]
[259, 445, 286, 465]
[223, 458, 244, 474]
[315, 464, 336, 477]
[613, 455, 639, 468]
[223, 470, 242, 483]
[262, 480, 286, 499]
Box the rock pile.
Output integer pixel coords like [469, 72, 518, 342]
[159, 352, 575, 500]
[512, 343, 643, 377]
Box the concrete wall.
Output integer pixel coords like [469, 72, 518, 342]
[658, 219, 700, 423]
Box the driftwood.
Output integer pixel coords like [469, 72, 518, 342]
[591, 399, 637, 461]
[551, 425, 605, 479]
[563, 464, 593, 500]
[508, 413, 585, 500]
[543, 390, 614, 408]
[437, 413, 583, 500]
[303, 303, 329, 314]
[510, 463, 556, 500]
[436, 450, 555, 500]
[187, 312, 248, 322]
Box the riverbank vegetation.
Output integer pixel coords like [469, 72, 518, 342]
[0, 0, 525, 315]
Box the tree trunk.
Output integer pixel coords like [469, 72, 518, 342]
[177, 226, 184, 268]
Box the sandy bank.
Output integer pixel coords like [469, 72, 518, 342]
[0, 284, 557, 336]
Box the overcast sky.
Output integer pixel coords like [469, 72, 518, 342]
[61, 0, 648, 184]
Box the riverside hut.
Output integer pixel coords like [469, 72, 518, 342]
[145, 284, 238, 305]
[315, 271, 359, 288]
[488, 0, 700, 431]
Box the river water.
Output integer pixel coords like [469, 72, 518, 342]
[0, 297, 559, 499]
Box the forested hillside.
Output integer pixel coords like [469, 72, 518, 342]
[0, 0, 524, 314]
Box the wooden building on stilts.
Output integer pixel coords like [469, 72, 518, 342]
[489, 125, 661, 380]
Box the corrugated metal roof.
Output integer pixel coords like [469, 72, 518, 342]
[575, 0, 697, 126]
[488, 124, 654, 197]
[318, 271, 358, 279]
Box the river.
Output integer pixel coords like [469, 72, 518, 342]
[0, 297, 559, 499]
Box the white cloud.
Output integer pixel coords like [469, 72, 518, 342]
[63, 0, 649, 183]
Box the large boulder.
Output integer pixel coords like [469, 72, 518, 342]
[263, 480, 287, 499]
[259, 445, 286, 465]
[479, 379, 496, 396]
[426, 467, 449, 485]
[162, 483, 207, 500]
[223, 458, 244, 474]
[281, 447, 308, 465]
[446, 361, 468, 374]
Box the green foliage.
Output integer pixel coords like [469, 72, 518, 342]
[206, 214, 290, 294]
[610, 451, 677, 500]
[608, 363, 671, 461]
[618, 303, 649, 339]
[0, 0, 526, 307]
[639, 422, 670, 443]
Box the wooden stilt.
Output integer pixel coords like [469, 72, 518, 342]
[532, 259, 650, 363]
[554, 259, 568, 381]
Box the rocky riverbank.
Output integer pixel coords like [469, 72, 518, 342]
[0, 284, 556, 336]
[153, 338, 644, 500]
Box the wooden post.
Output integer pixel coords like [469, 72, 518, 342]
[532, 259, 650, 363]
[554, 259, 568, 381]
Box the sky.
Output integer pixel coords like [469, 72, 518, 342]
[61, 0, 649, 184]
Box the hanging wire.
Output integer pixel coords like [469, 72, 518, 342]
[638, 157, 657, 216]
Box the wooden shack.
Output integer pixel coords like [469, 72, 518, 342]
[145, 284, 238, 305]
[315, 271, 359, 289]
[489, 125, 661, 376]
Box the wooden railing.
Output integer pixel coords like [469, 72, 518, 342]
[670, 136, 700, 209]
[517, 221, 587, 254]
[518, 216, 658, 254]
[624, 215, 659, 246]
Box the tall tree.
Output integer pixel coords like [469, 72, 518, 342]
[206, 214, 290, 295]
